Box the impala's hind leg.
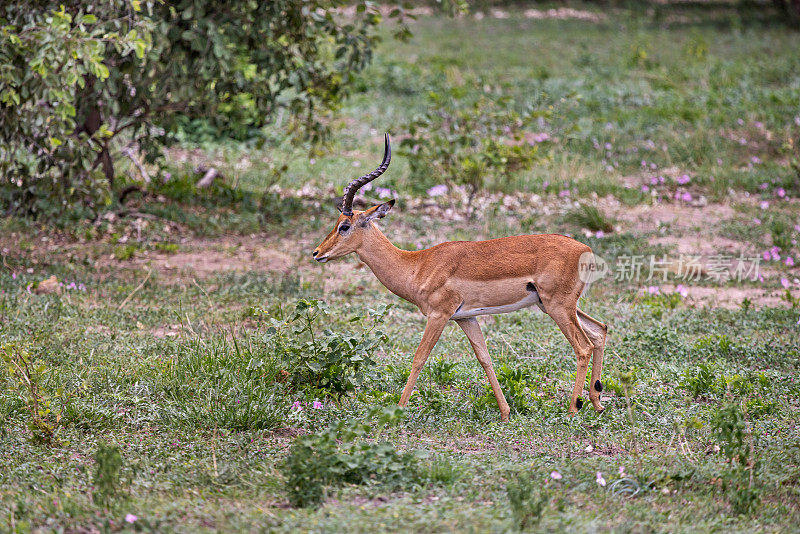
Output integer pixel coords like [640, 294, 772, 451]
[457, 318, 510, 421]
[548, 306, 595, 415]
[577, 308, 607, 412]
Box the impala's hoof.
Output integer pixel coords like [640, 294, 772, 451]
[575, 398, 584, 411]
[594, 380, 603, 392]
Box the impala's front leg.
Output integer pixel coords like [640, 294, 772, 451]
[398, 312, 449, 407]
[457, 318, 510, 421]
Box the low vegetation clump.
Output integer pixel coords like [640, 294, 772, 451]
[282, 407, 419, 508]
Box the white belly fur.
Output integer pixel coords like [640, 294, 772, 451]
[450, 291, 544, 320]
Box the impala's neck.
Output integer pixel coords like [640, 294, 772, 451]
[355, 225, 417, 305]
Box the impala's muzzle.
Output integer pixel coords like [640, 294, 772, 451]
[312, 249, 328, 262]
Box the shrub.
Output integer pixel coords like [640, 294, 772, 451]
[282, 406, 419, 508]
[276, 299, 390, 398]
[0, 1, 396, 217]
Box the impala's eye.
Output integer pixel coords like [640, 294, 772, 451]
[338, 223, 351, 233]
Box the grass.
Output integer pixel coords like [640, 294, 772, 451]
[2, 4, 800, 532]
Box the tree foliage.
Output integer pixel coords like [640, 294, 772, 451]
[0, 1, 394, 217]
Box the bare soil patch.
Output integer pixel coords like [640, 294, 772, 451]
[660, 284, 787, 309]
[615, 201, 736, 235]
[96, 237, 294, 282]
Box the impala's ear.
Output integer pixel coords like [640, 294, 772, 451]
[360, 199, 395, 224]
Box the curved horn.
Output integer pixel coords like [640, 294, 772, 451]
[340, 133, 391, 216]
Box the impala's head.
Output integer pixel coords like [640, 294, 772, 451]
[313, 134, 393, 263]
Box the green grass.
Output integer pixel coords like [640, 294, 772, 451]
[3, 5, 800, 532]
[167, 7, 799, 204]
[1, 265, 799, 531]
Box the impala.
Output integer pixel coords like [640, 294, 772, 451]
[313, 134, 608, 419]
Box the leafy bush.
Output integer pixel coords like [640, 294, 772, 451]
[282, 406, 419, 508]
[401, 84, 545, 214]
[0, 1, 394, 217]
[275, 299, 390, 398]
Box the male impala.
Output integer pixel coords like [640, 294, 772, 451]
[313, 134, 608, 419]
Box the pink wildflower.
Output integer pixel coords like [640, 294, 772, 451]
[426, 184, 448, 197]
[781, 278, 790, 289]
[675, 284, 688, 298]
[550, 471, 562, 480]
[125, 514, 138, 523]
[786, 256, 795, 267]
[312, 400, 323, 409]
[596, 472, 606, 487]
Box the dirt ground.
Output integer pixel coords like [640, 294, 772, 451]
[2, 196, 791, 310]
